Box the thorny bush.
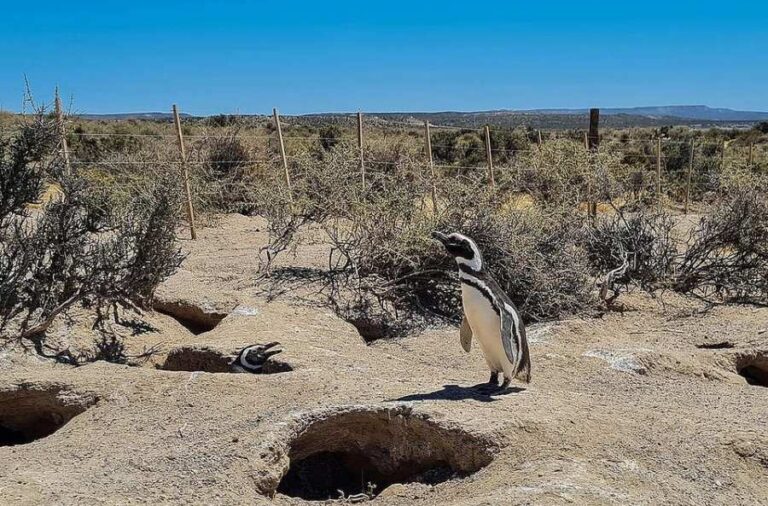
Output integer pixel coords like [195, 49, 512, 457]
[257, 140, 768, 338]
[0, 111, 184, 363]
[674, 181, 768, 304]
[256, 145, 595, 339]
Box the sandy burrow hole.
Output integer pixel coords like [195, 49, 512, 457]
[153, 301, 227, 334]
[266, 406, 495, 501]
[0, 385, 96, 446]
[732, 350, 768, 387]
[161, 346, 292, 374]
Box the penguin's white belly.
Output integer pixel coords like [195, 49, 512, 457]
[461, 284, 510, 374]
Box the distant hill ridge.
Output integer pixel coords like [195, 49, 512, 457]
[514, 105, 768, 122]
[71, 105, 768, 129]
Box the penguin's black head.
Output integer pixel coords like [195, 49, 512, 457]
[234, 342, 283, 373]
[432, 232, 483, 270]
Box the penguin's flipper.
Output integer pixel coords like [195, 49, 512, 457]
[459, 315, 472, 353]
[499, 306, 521, 368]
[499, 305, 531, 383]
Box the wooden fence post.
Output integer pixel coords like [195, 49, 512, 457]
[748, 142, 754, 166]
[357, 112, 365, 187]
[425, 121, 437, 213]
[172, 104, 197, 240]
[684, 139, 694, 215]
[583, 131, 589, 150]
[54, 87, 71, 175]
[484, 125, 495, 188]
[587, 108, 600, 150]
[272, 108, 293, 201]
[656, 137, 663, 212]
[536, 129, 543, 149]
[587, 108, 599, 217]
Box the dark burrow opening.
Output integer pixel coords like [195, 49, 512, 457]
[0, 387, 95, 446]
[161, 347, 292, 374]
[275, 407, 494, 501]
[738, 364, 768, 387]
[153, 302, 227, 335]
[346, 316, 394, 342]
[735, 352, 768, 388]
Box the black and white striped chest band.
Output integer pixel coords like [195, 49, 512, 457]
[459, 272, 501, 316]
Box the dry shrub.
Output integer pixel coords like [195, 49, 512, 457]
[584, 173, 768, 306]
[675, 182, 768, 304]
[258, 148, 594, 337]
[200, 131, 260, 214]
[507, 139, 588, 206]
[507, 139, 630, 209]
[68, 123, 146, 162]
[585, 209, 677, 292]
[205, 131, 252, 180]
[0, 112, 184, 362]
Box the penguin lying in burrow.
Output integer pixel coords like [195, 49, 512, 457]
[231, 342, 283, 373]
[433, 232, 531, 393]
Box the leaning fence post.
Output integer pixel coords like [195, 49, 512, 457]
[272, 108, 293, 201]
[537, 129, 543, 149]
[684, 139, 694, 214]
[172, 104, 197, 240]
[656, 137, 663, 212]
[484, 125, 495, 188]
[424, 121, 437, 213]
[357, 111, 365, 187]
[54, 87, 71, 175]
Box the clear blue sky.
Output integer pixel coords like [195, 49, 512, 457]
[1, 1, 766, 115]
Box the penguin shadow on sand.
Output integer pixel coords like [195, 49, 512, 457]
[390, 383, 525, 403]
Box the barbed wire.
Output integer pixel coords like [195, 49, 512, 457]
[63, 154, 692, 167]
[0, 127, 764, 146]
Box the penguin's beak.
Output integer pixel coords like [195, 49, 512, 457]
[260, 341, 283, 359]
[432, 231, 449, 245]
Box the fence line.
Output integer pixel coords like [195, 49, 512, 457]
[4, 104, 766, 226]
[1, 129, 764, 149]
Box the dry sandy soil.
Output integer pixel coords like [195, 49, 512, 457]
[1, 214, 766, 505]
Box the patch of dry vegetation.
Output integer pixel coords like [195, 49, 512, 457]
[0, 111, 183, 363]
[4, 106, 767, 348]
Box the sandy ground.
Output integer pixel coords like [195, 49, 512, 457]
[0, 213, 766, 505]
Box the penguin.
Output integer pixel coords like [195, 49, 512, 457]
[433, 232, 531, 391]
[231, 342, 283, 373]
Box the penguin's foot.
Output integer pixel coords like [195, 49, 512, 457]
[484, 376, 512, 395]
[477, 372, 500, 393]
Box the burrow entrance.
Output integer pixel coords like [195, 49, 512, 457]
[153, 301, 227, 335]
[0, 386, 96, 446]
[734, 351, 768, 388]
[161, 346, 292, 374]
[275, 407, 494, 501]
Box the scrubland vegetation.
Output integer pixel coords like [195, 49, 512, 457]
[1, 106, 767, 354]
[0, 110, 183, 363]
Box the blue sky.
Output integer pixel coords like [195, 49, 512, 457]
[1, 1, 766, 115]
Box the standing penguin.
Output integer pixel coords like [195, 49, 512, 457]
[433, 232, 531, 391]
